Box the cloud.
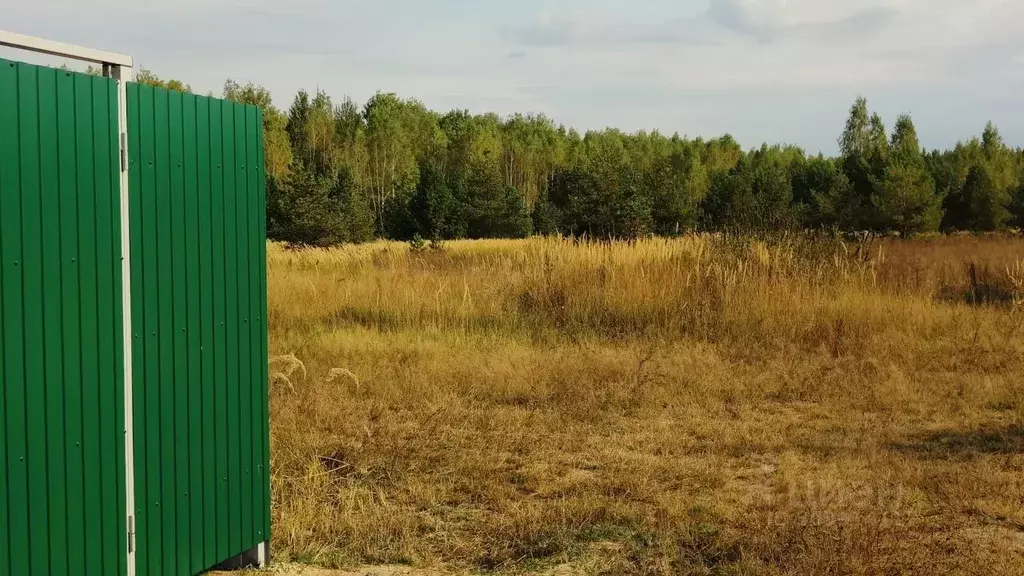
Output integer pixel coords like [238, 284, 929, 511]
[707, 1, 898, 44]
[706, 0, 760, 37]
[492, 0, 1024, 151]
[504, 0, 898, 48]
[502, 10, 591, 47]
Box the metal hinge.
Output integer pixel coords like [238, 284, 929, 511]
[120, 132, 128, 172]
[127, 514, 135, 553]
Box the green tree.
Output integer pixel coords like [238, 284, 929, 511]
[1010, 180, 1024, 229]
[135, 67, 191, 93]
[334, 166, 375, 242]
[549, 167, 606, 237]
[615, 168, 654, 238]
[266, 165, 347, 246]
[925, 149, 961, 208]
[224, 80, 293, 179]
[502, 113, 549, 206]
[872, 115, 941, 235]
[646, 148, 706, 235]
[410, 162, 464, 239]
[958, 165, 1010, 231]
[751, 160, 799, 230]
[302, 91, 337, 178]
[465, 160, 531, 238]
[117, 69, 1024, 241]
[702, 135, 743, 175]
[363, 93, 444, 234]
[531, 187, 562, 235]
[334, 97, 364, 148]
[942, 123, 1015, 231]
[223, 79, 272, 109]
[263, 111, 293, 180]
[873, 164, 941, 235]
[703, 169, 756, 231]
[796, 155, 857, 229]
[286, 91, 312, 163]
[703, 158, 796, 232]
[838, 97, 889, 229]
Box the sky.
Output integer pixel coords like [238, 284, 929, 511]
[3, 0, 1023, 154]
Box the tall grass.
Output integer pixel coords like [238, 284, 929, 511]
[267, 234, 1024, 574]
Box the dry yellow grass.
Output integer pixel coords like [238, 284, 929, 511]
[266, 234, 1024, 575]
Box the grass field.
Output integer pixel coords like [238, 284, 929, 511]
[265, 234, 1024, 575]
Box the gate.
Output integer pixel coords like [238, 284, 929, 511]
[127, 84, 270, 576]
[0, 31, 269, 576]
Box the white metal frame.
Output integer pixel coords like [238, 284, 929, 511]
[0, 29, 137, 576]
[0, 30, 133, 67]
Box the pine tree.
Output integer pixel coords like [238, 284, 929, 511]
[266, 165, 348, 246]
[872, 115, 941, 235]
[531, 188, 562, 236]
[959, 165, 1010, 231]
[838, 97, 889, 229]
[411, 162, 461, 239]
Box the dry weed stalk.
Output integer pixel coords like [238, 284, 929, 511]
[270, 354, 307, 393]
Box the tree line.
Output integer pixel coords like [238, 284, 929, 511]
[138, 70, 1024, 244]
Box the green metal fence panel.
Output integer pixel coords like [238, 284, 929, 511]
[0, 57, 127, 576]
[127, 82, 269, 576]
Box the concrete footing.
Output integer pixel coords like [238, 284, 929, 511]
[212, 541, 269, 570]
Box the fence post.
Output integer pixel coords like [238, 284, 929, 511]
[106, 61, 137, 576]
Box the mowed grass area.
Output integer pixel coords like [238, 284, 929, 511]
[266, 234, 1024, 575]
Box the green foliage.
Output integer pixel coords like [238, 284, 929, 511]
[263, 110, 293, 179]
[531, 188, 562, 236]
[839, 97, 871, 157]
[465, 161, 532, 238]
[408, 234, 428, 253]
[266, 162, 374, 246]
[941, 123, 1016, 231]
[647, 149, 706, 235]
[266, 167, 344, 246]
[954, 165, 1011, 231]
[382, 193, 418, 241]
[703, 157, 798, 232]
[335, 167, 376, 243]
[616, 170, 654, 238]
[549, 168, 598, 236]
[871, 115, 942, 235]
[796, 156, 856, 229]
[135, 67, 191, 93]
[1010, 182, 1024, 229]
[125, 70, 1024, 242]
[223, 79, 272, 109]
[925, 149, 962, 203]
[548, 163, 653, 239]
[411, 163, 465, 239]
[873, 162, 942, 235]
[363, 93, 444, 234]
[224, 80, 293, 179]
[286, 90, 312, 160]
[837, 98, 892, 230]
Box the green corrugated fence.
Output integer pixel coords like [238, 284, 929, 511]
[127, 83, 270, 576]
[1, 57, 269, 576]
[0, 57, 128, 576]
